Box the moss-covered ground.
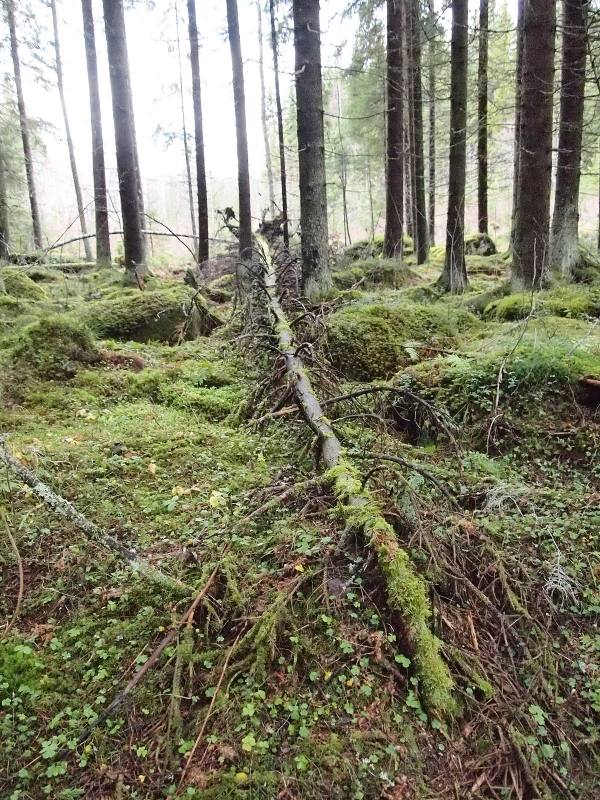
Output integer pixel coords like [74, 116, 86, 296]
[1, 255, 600, 799]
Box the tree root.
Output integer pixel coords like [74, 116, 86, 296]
[260, 242, 454, 715]
[0, 435, 191, 595]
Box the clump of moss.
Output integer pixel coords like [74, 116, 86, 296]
[464, 232, 497, 256]
[12, 315, 98, 379]
[486, 285, 600, 322]
[1, 267, 46, 301]
[332, 259, 417, 291]
[342, 234, 413, 261]
[83, 283, 223, 342]
[327, 300, 478, 380]
[202, 273, 235, 303]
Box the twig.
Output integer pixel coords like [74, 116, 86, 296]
[0, 507, 24, 639]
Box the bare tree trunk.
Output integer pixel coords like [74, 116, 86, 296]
[293, 0, 331, 299]
[336, 76, 351, 246]
[51, 0, 92, 262]
[81, 0, 111, 266]
[512, 0, 556, 289]
[257, 0, 275, 217]
[384, 0, 404, 258]
[411, 0, 429, 263]
[598, 134, 600, 252]
[438, 0, 469, 293]
[510, 0, 524, 250]
[0, 140, 10, 262]
[102, 0, 147, 280]
[549, 0, 588, 278]
[269, 0, 289, 247]
[226, 0, 253, 263]
[4, 0, 42, 250]
[406, 4, 417, 245]
[428, 29, 436, 247]
[477, 0, 489, 234]
[174, 1, 197, 253]
[187, 0, 209, 265]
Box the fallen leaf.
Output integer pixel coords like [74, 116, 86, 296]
[147, 463, 157, 474]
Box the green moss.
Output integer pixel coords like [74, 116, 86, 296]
[202, 273, 235, 303]
[343, 234, 414, 261]
[1, 267, 46, 301]
[83, 283, 223, 342]
[464, 232, 497, 256]
[12, 315, 98, 379]
[327, 300, 479, 380]
[487, 285, 600, 322]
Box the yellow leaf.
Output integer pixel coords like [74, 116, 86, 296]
[295, 564, 304, 572]
[147, 463, 157, 475]
[76, 409, 87, 417]
[172, 486, 185, 496]
[236, 773, 248, 783]
[346, 678, 354, 686]
[324, 671, 332, 681]
[138, 775, 146, 782]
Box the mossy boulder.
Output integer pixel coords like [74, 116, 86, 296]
[202, 273, 235, 303]
[464, 233, 497, 256]
[84, 284, 223, 343]
[486, 285, 600, 322]
[12, 316, 98, 379]
[1, 267, 46, 301]
[332, 259, 418, 291]
[326, 300, 478, 380]
[343, 234, 413, 261]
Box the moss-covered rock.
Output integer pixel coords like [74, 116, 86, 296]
[202, 272, 235, 303]
[1, 267, 46, 301]
[326, 300, 478, 380]
[342, 234, 413, 261]
[464, 233, 497, 256]
[486, 285, 600, 322]
[332, 259, 417, 291]
[83, 283, 223, 343]
[12, 316, 98, 379]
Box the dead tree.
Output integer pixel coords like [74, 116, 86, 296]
[175, 1, 197, 252]
[257, 0, 275, 216]
[269, 0, 289, 247]
[383, 0, 404, 258]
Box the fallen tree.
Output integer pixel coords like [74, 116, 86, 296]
[260, 242, 454, 715]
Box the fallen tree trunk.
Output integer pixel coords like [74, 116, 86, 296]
[0, 435, 191, 595]
[261, 243, 454, 715]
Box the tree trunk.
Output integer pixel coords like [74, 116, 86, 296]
[510, 0, 524, 250]
[81, 0, 111, 266]
[406, 6, 417, 246]
[477, 0, 489, 234]
[226, 0, 253, 263]
[411, 0, 429, 263]
[187, 0, 209, 265]
[383, 0, 404, 259]
[511, 0, 556, 289]
[175, 1, 197, 252]
[4, 0, 43, 250]
[51, 0, 93, 263]
[438, 0, 469, 293]
[257, 0, 276, 217]
[293, 0, 331, 299]
[0, 139, 10, 262]
[269, 0, 289, 248]
[428, 30, 436, 247]
[336, 76, 351, 246]
[102, 0, 147, 280]
[549, 0, 588, 278]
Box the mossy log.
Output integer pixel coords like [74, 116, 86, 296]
[261, 242, 454, 715]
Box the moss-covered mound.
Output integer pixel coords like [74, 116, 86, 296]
[1, 267, 46, 301]
[84, 284, 223, 343]
[12, 316, 98, 379]
[464, 232, 497, 256]
[486, 285, 600, 321]
[332, 259, 418, 290]
[202, 272, 235, 303]
[342, 234, 414, 261]
[327, 300, 478, 380]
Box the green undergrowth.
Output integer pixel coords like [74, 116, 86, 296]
[486, 284, 600, 321]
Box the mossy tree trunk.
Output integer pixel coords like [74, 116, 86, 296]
[293, 0, 331, 299]
[82, 0, 111, 267]
[427, 18, 436, 247]
[103, 0, 148, 281]
[383, 0, 404, 259]
[438, 0, 469, 293]
[411, 0, 429, 264]
[269, 0, 289, 248]
[549, 0, 588, 279]
[510, 0, 524, 252]
[187, 0, 209, 265]
[477, 0, 488, 235]
[511, 0, 556, 289]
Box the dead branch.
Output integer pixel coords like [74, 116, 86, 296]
[0, 507, 24, 639]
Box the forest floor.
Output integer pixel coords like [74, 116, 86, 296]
[1, 248, 600, 799]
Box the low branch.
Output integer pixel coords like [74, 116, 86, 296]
[0, 436, 191, 595]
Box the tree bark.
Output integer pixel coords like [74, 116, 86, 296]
[510, 0, 524, 250]
[175, 1, 197, 252]
[511, 0, 556, 289]
[383, 0, 404, 258]
[51, 0, 93, 263]
[187, 0, 209, 265]
[0, 139, 10, 261]
[257, 0, 276, 217]
[81, 0, 111, 266]
[4, 0, 43, 250]
[226, 0, 253, 264]
[411, 0, 429, 263]
[428, 29, 436, 247]
[293, 0, 331, 299]
[477, 0, 489, 234]
[103, 0, 147, 279]
[269, 0, 289, 248]
[549, 0, 588, 278]
[438, 0, 469, 293]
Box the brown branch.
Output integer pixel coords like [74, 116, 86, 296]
[0, 507, 24, 640]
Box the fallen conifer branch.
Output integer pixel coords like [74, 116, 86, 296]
[260, 242, 454, 714]
[0, 507, 24, 640]
[0, 435, 191, 595]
